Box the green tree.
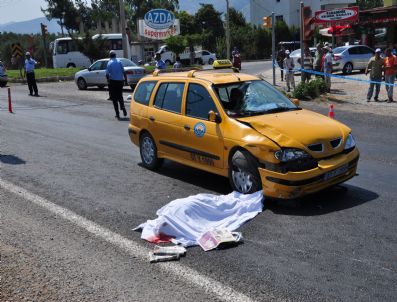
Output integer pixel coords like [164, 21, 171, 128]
[177, 11, 197, 35]
[356, 0, 383, 9]
[72, 31, 108, 63]
[194, 4, 224, 51]
[165, 35, 187, 57]
[228, 7, 246, 28]
[42, 0, 79, 31]
[275, 20, 292, 45]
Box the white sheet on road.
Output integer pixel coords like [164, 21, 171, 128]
[134, 191, 264, 247]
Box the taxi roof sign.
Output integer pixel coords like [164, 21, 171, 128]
[212, 59, 233, 69]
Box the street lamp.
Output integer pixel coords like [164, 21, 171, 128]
[225, 0, 230, 60]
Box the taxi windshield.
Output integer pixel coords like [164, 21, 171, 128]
[213, 80, 299, 117]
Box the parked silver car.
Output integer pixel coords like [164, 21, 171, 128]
[332, 45, 374, 74]
[289, 47, 316, 70]
[75, 58, 145, 90]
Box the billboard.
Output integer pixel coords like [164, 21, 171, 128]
[314, 6, 359, 24]
[139, 9, 180, 40]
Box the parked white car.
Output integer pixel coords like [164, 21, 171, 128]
[196, 50, 217, 65]
[74, 58, 145, 90]
[289, 48, 316, 70]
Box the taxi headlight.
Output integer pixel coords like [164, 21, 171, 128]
[344, 134, 356, 150]
[274, 148, 311, 162]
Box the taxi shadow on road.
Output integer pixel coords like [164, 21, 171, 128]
[140, 160, 232, 195]
[266, 184, 378, 216]
[0, 154, 26, 165]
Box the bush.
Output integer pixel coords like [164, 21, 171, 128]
[293, 77, 327, 99]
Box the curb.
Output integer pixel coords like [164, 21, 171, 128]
[9, 76, 74, 84]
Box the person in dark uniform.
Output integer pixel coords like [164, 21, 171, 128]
[276, 46, 286, 81]
[106, 50, 127, 119]
[24, 52, 39, 96]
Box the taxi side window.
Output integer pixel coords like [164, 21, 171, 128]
[134, 81, 156, 106]
[186, 83, 218, 120]
[154, 83, 184, 113]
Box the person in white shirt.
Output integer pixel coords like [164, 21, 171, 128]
[322, 46, 333, 92]
[283, 50, 295, 92]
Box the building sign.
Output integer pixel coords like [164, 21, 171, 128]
[139, 9, 180, 40]
[315, 6, 359, 24]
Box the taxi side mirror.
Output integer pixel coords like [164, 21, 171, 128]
[292, 98, 300, 107]
[208, 110, 222, 124]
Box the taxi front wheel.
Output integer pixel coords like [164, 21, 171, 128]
[140, 132, 163, 170]
[229, 150, 262, 194]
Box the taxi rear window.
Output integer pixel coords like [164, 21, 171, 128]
[134, 81, 157, 105]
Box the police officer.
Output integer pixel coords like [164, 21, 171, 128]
[106, 50, 127, 119]
[24, 52, 39, 96]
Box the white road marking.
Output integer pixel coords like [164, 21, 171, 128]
[0, 179, 272, 302]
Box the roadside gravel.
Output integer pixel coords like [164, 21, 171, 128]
[260, 70, 397, 117]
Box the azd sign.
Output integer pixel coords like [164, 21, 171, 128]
[144, 9, 175, 30]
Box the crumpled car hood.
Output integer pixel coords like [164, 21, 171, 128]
[237, 109, 350, 155]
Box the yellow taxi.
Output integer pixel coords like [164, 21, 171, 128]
[128, 70, 359, 199]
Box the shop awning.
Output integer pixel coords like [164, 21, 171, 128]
[319, 25, 353, 37]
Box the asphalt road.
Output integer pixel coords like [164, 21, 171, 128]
[0, 69, 396, 301]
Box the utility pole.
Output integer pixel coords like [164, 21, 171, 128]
[271, 12, 275, 86]
[226, 0, 230, 60]
[300, 1, 304, 82]
[119, 0, 128, 59]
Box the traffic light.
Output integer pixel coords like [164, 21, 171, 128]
[302, 6, 314, 41]
[40, 23, 48, 37]
[263, 16, 271, 29]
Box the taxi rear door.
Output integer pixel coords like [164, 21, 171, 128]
[146, 81, 187, 160]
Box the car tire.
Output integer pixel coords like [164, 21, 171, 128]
[140, 132, 163, 170]
[208, 58, 214, 65]
[97, 85, 105, 89]
[66, 63, 76, 68]
[229, 150, 262, 194]
[77, 77, 87, 90]
[342, 62, 353, 75]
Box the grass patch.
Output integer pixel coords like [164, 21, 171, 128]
[7, 68, 80, 80]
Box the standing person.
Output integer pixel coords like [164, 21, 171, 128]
[283, 50, 295, 92]
[106, 50, 127, 119]
[299, 47, 314, 83]
[24, 52, 39, 96]
[322, 46, 333, 92]
[314, 43, 323, 77]
[173, 56, 182, 69]
[276, 46, 286, 81]
[154, 53, 166, 70]
[384, 48, 397, 103]
[365, 48, 384, 102]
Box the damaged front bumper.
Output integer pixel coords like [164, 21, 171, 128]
[259, 148, 359, 199]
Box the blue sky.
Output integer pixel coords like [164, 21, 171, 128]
[0, 0, 248, 24]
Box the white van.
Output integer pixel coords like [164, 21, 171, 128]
[156, 45, 203, 65]
[52, 34, 131, 68]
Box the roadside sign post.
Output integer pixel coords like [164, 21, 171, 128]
[300, 2, 304, 82]
[40, 23, 49, 68]
[11, 43, 24, 78]
[271, 12, 275, 86]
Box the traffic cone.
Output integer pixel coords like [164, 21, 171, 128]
[328, 104, 334, 119]
[8, 87, 13, 113]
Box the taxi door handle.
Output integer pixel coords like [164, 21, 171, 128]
[184, 125, 190, 131]
[149, 116, 155, 122]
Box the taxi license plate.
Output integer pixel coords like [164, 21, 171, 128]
[324, 164, 348, 181]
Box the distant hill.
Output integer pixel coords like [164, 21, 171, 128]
[0, 17, 62, 34]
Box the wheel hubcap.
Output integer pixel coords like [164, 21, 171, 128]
[142, 137, 155, 164]
[232, 168, 253, 193]
[78, 79, 85, 88]
[346, 64, 352, 73]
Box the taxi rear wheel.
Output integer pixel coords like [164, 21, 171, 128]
[229, 150, 262, 194]
[140, 132, 163, 170]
